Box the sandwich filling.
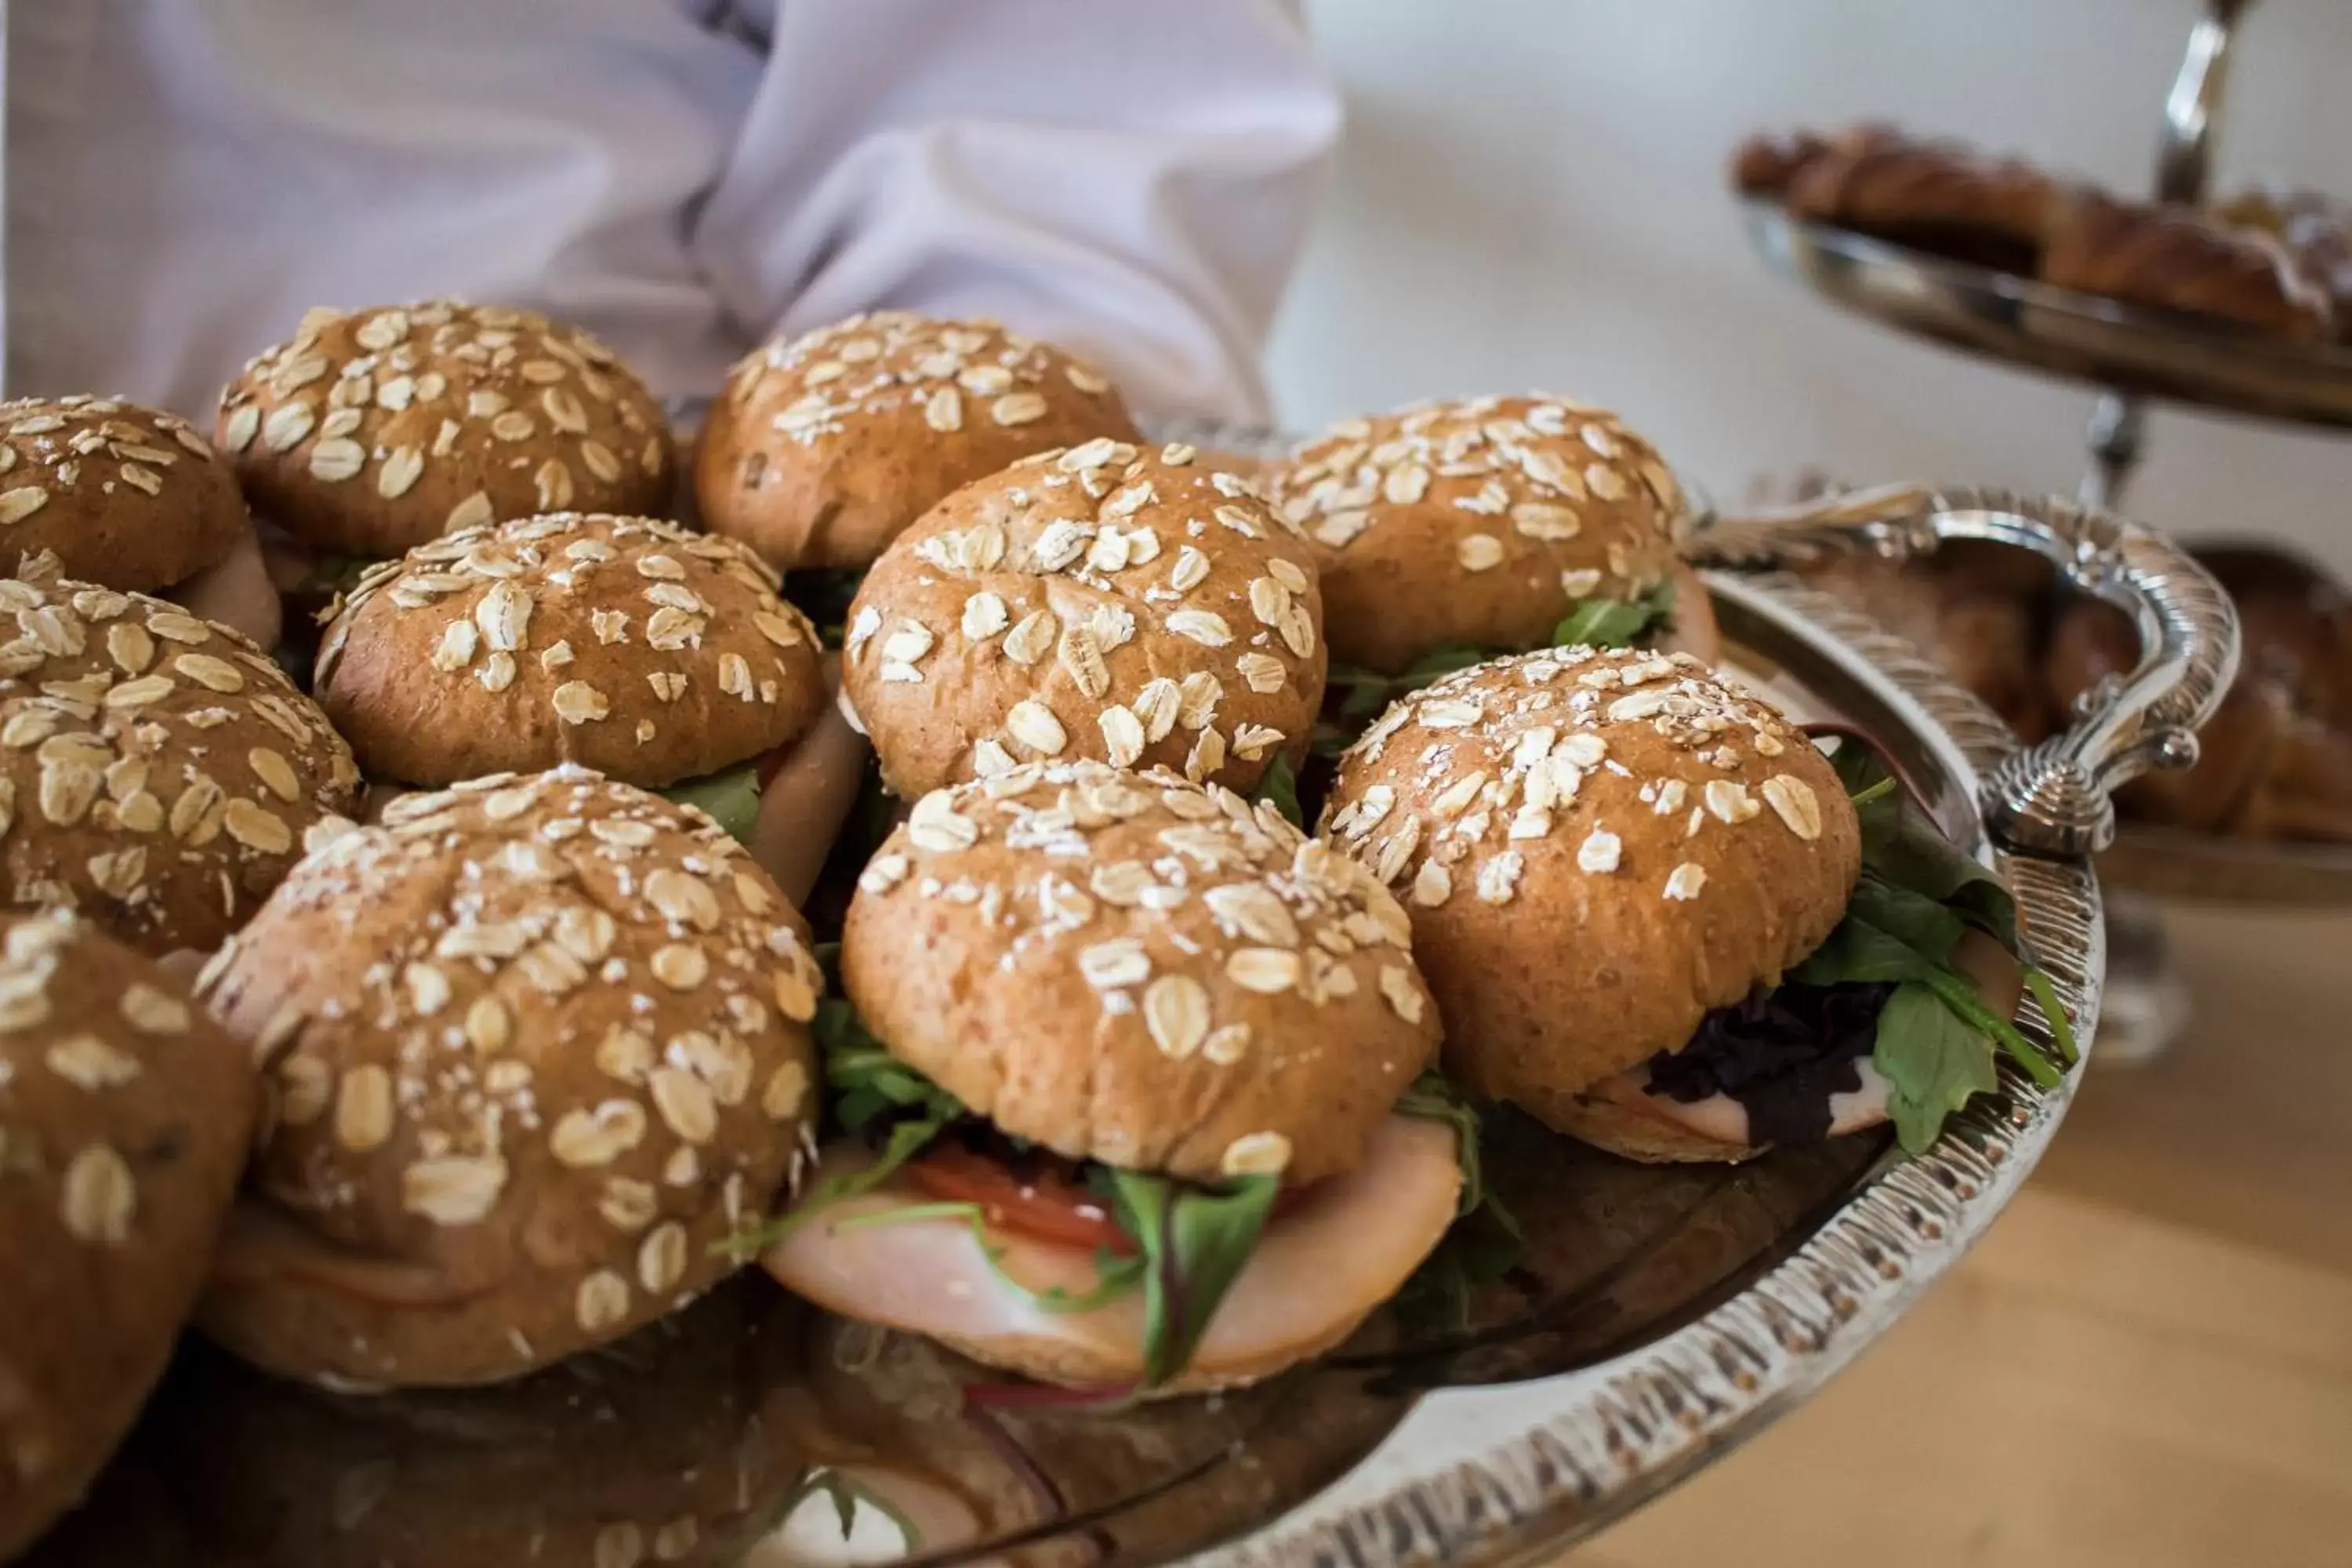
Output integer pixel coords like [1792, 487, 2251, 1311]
[746, 986, 1478, 1391]
[1319, 577, 1680, 754]
[1610, 736, 2077, 1154]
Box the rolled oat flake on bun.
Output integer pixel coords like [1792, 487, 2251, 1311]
[695, 310, 1139, 571]
[216, 299, 673, 564]
[1326, 645, 2059, 1162]
[0, 909, 254, 1560]
[0, 394, 284, 651]
[195, 766, 825, 1389]
[843, 440, 1326, 799]
[0, 571, 361, 956]
[1270, 394, 1711, 677]
[762, 760, 1459, 1395]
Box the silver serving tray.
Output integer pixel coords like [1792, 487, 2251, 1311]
[1744, 199, 2352, 428]
[55, 442, 2230, 1568]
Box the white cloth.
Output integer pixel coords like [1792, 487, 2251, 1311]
[2, 0, 1338, 424]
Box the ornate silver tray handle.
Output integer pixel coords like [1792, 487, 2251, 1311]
[1696, 484, 2241, 858]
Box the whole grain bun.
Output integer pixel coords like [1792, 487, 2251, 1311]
[0, 572, 361, 955]
[843, 440, 1325, 798]
[845, 760, 1439, 1186]
[315, 513, 823, 787]
[694, 310, 1139, 570]
[216, 301, 673, 560]
[0, 396, 248, 593]
[194, 767, 823, 1388]
[151, 1284, 808, 1568]
[1269, 396, 1686, 676]
[0, 910, 255, 1560]
[1321, 648, 1860, 1122]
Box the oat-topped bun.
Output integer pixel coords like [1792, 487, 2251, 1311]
[843, 440, 1324, 798]
[771, 760, 1454, 1393]
[847, 761, 1436, 1185]
[216, 300, 673, 560]
[0, 396, 285, 651]
[194, 768, 824, 1388]
[0, 396, 245, 592]
[1269, 395, 1686, 675]
[694, 310, 1140, 570]
[0, 910, 255, 1559]
[1322, 648, 1859, 1123]
[315, 513, 823, 787]
[0, 573, 361, 955]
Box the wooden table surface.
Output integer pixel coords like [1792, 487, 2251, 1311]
[1565, 901, 2352, 1568]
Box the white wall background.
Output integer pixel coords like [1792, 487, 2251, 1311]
[1266, 0, 2352, 574]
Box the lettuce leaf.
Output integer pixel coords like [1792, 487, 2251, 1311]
[1551, 577, 1677, 651]
[1392, 1072, 1523, 1334]
[1872, 982, 2002, 1155]
[1249, 752, 1303, 828]
[1794, 735, 2075, 1152]
[660, 759, 762, 846]
[1318, 581, 1678, 756]
[714, 995, 963, 1258]
[1099, 1167, 1283, 1389]
[730, 985, 1287, 1388]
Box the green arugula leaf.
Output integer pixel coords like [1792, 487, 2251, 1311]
[1393, 1073, 1490, 1221]
[1847, 774, 1898, 810]
[2024, 967, 2080, 1069]
[659, 759, 763, 846]
[1552, 578, 1675, 650]
[1389, 1073, 1525, 1336]
[1781, 741, 2076, 1154]
[1249, 753, 1304, 828]
[1873, 981, 2002, 1155]
[1788, 914, 1943, 989]
[716, 994, 966, 1259]
[1327, 642, 1498, 724]
[1102, 1168, 1282, 1388]
[1843, 873, 1967, 965]
[1819, 731, 2022, 951]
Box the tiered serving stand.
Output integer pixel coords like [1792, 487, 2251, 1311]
[1737, 0, 2352, 1059]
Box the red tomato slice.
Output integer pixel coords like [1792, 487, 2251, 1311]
[907, 1145, 1138, 1257]
[906, 1144, 1320, 1258]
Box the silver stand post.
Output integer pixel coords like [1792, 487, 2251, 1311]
[2089, 0, 2250, 1069]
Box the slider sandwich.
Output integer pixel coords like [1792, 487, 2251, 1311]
[0, 395, 282, 649]
[196, 768, 826, 1388]
[1267, 395, 1720, 745]
[0, 909, 255, 1559]
[840, 437, 1325, 801]
[760, 760, 1471, 1394]
[0, 564, 360, 956]
[695, 311, 1139, 638]
[215, 300, 675, 650]
[1323, 647, 2074, 1162]
[313, 512, 866, 902]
